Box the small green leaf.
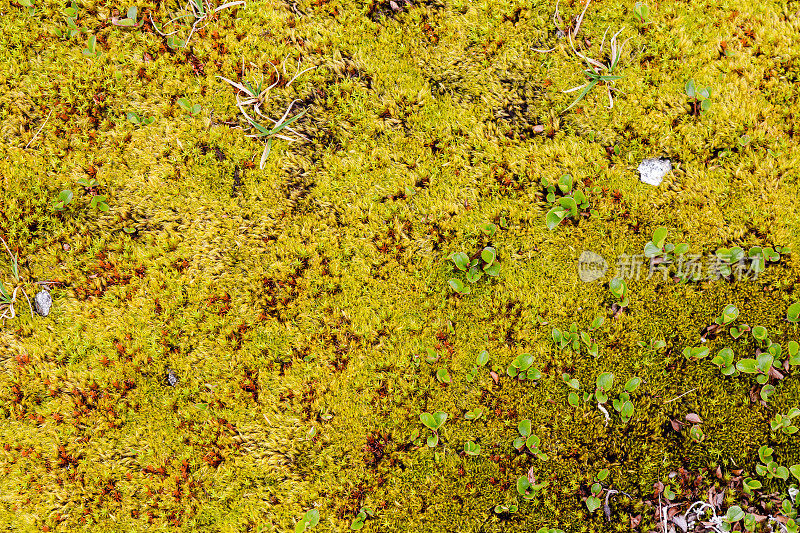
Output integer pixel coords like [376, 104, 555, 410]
[481, 247, 496, 265]
[448, 278, 469, 294]
[464, 440, 481, 456]
[586, 496, 601, 513]
[621, 400, 634, 419]
[652, 227, 667, 249]
[484, 262, 501, 276]
[685, 79, 696, 98]
[479, 222, 497, 237]
[624, 377, 641, 392]
[476, 350, 489, 366]
[726, 506, 744, 523]
[436, 368, 451, 384]
[568, 392, 580, 407]
[518, 419, 531, 437]
[546, 206, 567, 230]
[420, 412, 436, 430]
[788, 301, 800, 322]
[596, 372, 614, 391]
[426, 433, 438, 447]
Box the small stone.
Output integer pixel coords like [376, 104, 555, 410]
[638, 158, 672, 186]
[33, 290, 52, 317]
[167, 369, 179, 387]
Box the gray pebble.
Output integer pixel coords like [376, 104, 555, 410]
[167, 369, 179, 387]
[33, 290, 52, 317]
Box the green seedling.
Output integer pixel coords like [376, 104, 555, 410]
[715, 304, 739, 326]
[295, 509, 319, 532]
[448, 247, 501, 291]
[747, 246, 782, 275]
[478, 222, 497, 237]
[435, 367, 451, 384]
[752, 326, 771, 347]
[448, 278, 470, 295]
[609, 278, 629, 308]
[791, 464, 800, 483]
[516, 476, 547, 500]
[595, 372, 614, 404]
[513, 420, 548, 460]
[563, 26, 630, 112]
[217, 60, 314, 168]
[788, 301, 800, 323]
[730, 323, 750, 339]
[0, 237, 34, 322]
[761, 384, 776, 402]
[77, 177, 98, 189]
[464, 408, 484, 420]
[464, 440, 481, 456]
[544, 174, 590, 230]
[507, 353, 542, 381]
[585, 469, 609, 513]
[644, 227, 689, 262]
[177, 97, 202, 116]
[589, 314, 605, 331]
[714, 247, 745, 278]
[632, 1, 650, 24]
[466, 350, 490, 382]
[720, 506, 745, 532]
[82, 34, 101, 57]
[636, 338, 666, 354]
[755, 445, 789, 481]
[126, 111, 155, 126]
[53, 190, 73, 212]
[54, 3, 82, 39]
[685, 79, 711, 115]
[612, 378, 640, 423]
[711, 348, 736, 376]
[349, 507, 374, 530]
[736, 350, 773, 385]
[553, 323, 599, 357]
[689, 424, 704, 443]
[493, 503, 518, 514]
[782, 498, 797, 519]
[742, 477, 762, 495]
[770, 408, 800, 435]
[90, 195, 110, 212]
[789, 341, 800, 366]
[112, 6, 140, 27]
[420, 411, 448, 447]
[562, 373, 582, 407]
[166, 35, 186, 49]
[682, 346, 710, 361]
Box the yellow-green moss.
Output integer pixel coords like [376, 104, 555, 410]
[1, 0, 800, 531]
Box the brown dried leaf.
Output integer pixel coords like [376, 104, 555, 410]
[670, 419, 682, 431]
[489, 371, 499, 384]
[685, 413, 703, 424]
[768, 366, 785, 380]
[630, 514, 641, 529]
[532, 124, 545, 133]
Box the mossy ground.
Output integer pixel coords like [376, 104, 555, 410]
[1, 0, 800, 530]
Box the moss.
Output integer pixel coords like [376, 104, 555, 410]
[1, 0, 800, 530]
